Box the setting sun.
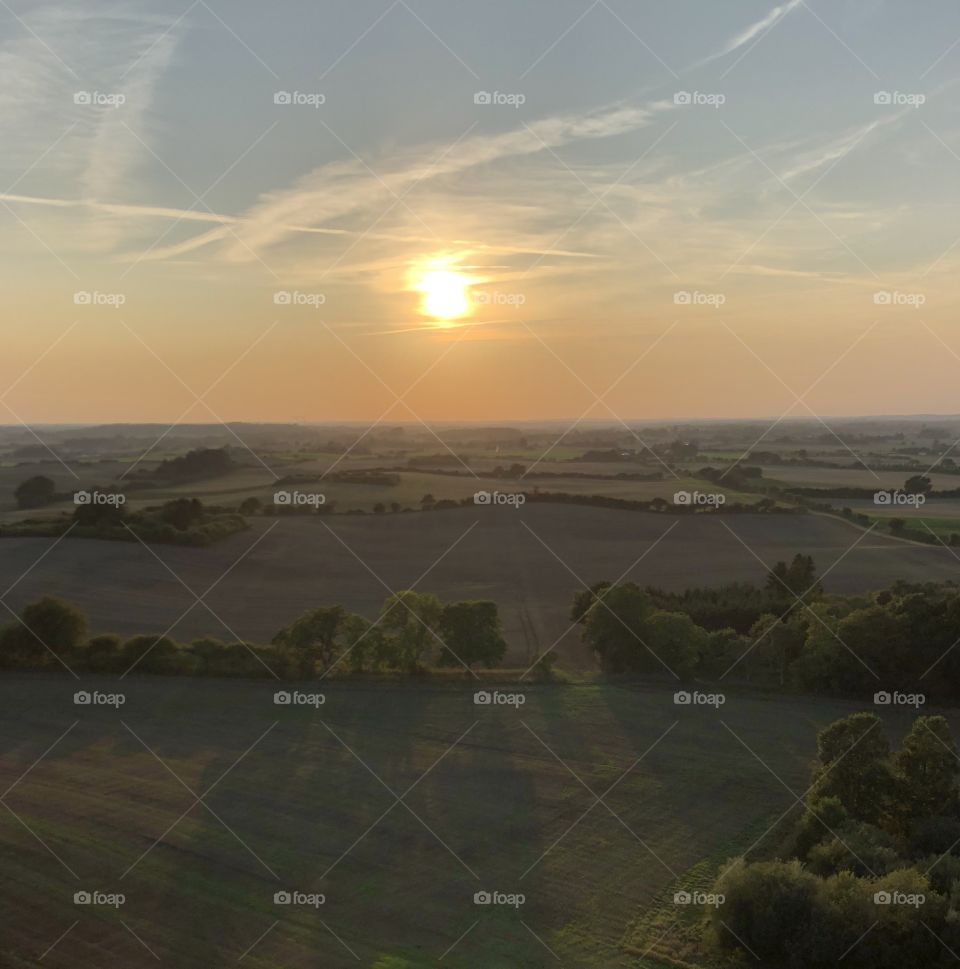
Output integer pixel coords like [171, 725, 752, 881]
[415, 269, 471, 320]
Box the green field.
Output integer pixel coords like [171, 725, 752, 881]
[1, 675, 926, 969]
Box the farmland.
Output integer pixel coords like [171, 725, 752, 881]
[0, 674, 936, 969]
[0, 506, 956, 667]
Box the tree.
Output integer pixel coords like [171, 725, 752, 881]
[378, 591, 442, 672]
[14, 475, 56, 509]
[581, 583, 651, 673]
[160, 498, 204, 530]
[569, 582, 611, 624]
[810, 712, 895, 826]
[903, 474, 933, 495]
[895, 715, 959, 825]
[239, 497, 262, 515]
[420, 494, 436, 511]
[438, 601, 507, 669]
[272, 605, 347, 677]
[373, 502, 386, 515]
[21, 597, 87, 655]
[766, 553, 821, 601]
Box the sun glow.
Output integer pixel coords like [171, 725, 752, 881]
[415, 269, 471, 321]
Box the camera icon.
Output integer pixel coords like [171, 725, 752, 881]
[274, 890, 292, 904]
[873, 491, 892, 505]
[73, 91, 92, 105]
[274, 491, 292, 505]
[474, 890, 492, 904]
[673, 491, 691, 505]
[74, 490, 92, 505]
[874, 691, 892, 705]
[274, 691, 292, 705]
[874, 890, 892, 904]
[74, 891, 92, 904]
[674, 91, 692, 105]
[74, 691, 92, 705]
[273, 291, 292, 305]
[274, 91, 292, 105]
[673, 691, 692, 705]
[473, 491, 491, 505]
[474, 91, 492, 105]
[73, 291, 92, 305]
[474, 691, 492, 705]
[673, 890, 692, 904]
[873, 291, 892, 305]
[874, 91, 892, 105]
[673, 291, 692, 305]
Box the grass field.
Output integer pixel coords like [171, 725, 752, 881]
[0, 506, 956, 669]
[1, 675, 934, 969]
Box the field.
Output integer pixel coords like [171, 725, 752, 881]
[0, 674, 936, 969]
[0, 506, 957, 667]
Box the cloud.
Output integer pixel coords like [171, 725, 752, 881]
[693, 0, 803, 68]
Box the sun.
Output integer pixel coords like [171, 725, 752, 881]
[416, 270, 471, 321]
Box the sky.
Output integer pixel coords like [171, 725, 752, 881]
[3, 0, 960, 424]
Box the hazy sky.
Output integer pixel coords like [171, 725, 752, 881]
[4, 0, 960, 423]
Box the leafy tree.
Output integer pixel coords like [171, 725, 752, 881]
[20, 597, 87, 655]
[581, 583, 651, 673]
[420, 494, 436, 511]
[239, 497, 261, 515]
[569, 581, 611, 624]
[438, 601, 507, 669]
[903, 474, 933, 495]
[160, 498, 204, 530]
[272, 605, 347, 677]
[895, 715, 959, 825]
[378, 591, 442, 672]
[766, 553, 822, 600]
[84, 634, 122, 673]
[14, 475, 56, 509]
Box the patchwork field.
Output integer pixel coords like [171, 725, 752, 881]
[0, 675, 933, 969]
[0, 506, 956, 667]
